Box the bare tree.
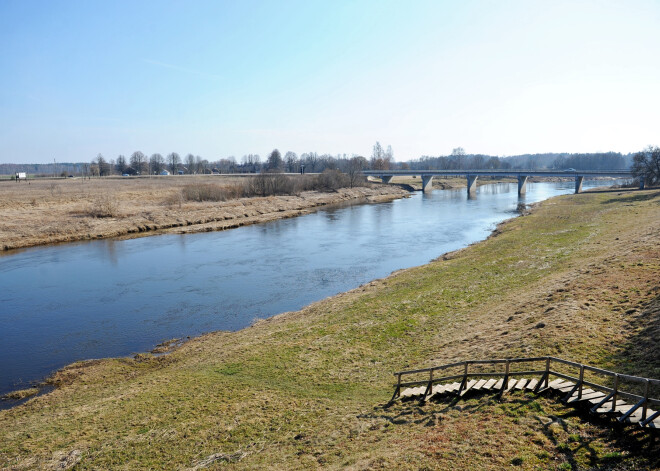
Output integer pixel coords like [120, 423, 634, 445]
[347, 156, 367, 188]
[130, 151, 147, 174]
[194, 155, 204, 173]
[485, 157, 501, 169]
[116, 155, 127, 174]
[96, 153, 110, 176]
[266, 149, 283, 172]
[370, 142, 391, 170]
[168, 152, 181, 173]
[185, 154, 195, 174]
[451, 147, 466, 169]
[284, 151, 298, 172]
[241, 154, 261, 173]
[632, 145, 660, 186]
[150, 153, 165, 174]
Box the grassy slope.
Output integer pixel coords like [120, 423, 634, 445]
[1, 189, 659, 470]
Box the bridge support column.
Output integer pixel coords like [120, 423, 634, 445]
[467, 175, 478, 194]
[575, 176, 584, 194]
[421, 175, 433, 192]
[517, 175, 528, 196]
[381, 175, 393, 184]
[639, 176, 645, 190]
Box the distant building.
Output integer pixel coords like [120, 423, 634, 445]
[160, 169, 171, 176]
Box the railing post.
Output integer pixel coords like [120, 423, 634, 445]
[562, 363, 585, 404]
[642, 379, 649, 421]
[611, 374, 619, 412]
[458, 362, 469, 395]
[535, 357, 550, 393]
[421, 369, 434, 403]
[390, 373, 402, 403]
[578, 365, 584, 399]
[499, 360, 510, 399]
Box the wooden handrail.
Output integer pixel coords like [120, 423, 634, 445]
[392, 356, 660, 407]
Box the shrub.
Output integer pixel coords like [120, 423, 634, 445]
[315, 169, 350, 191]
[245, 173, 298, 197]
[179, 171, 368, 203]
[181, 183, 243, 202]
[87, 196, 118, 218]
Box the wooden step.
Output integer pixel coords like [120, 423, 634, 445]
[430, 384, 447, 396]
[472, 379, 488, 391]
[505, 379, 518, 392]
[493, 378, 504, 390]
[621, 414, 648, 425]
[515, 378, 528, 390]
[566, 391, 605, 404]
[537, 379, 567, 394]
[594, 401, 629, 414]
[400, 386, 427, 398]
[555, 382, 576, 393]
[482, 378, 497, 390]
[459, 380, 478, 397]
[640, 410, 660, 428]
[444, 382, 461, 394]
[525, 379, 538, 391]
[588, 396, 626, 406]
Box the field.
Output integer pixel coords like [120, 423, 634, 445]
[0, 176, 409, 252]
[1, 188, 659, 470]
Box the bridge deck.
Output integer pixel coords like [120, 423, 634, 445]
[363, 169, 632, 178]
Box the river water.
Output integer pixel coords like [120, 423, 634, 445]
[0, 180, 618, 396]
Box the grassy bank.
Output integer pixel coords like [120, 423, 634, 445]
[0, 176, 408, 252]
[1, 189, 659, 470]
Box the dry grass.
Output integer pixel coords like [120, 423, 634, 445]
[0, 189, 658, 470]
[1, 388, 39, 400]
[0, 176, 408, 251]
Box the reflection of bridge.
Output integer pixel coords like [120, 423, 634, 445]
[363, 170, 638, 195]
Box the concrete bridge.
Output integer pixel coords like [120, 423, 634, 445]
[363, 169, 638, 195]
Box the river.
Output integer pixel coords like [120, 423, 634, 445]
[0, 179, 619, 397]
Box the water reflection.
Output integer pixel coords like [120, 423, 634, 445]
[0, 180, 619, 395]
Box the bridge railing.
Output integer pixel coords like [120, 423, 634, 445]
[391, 356, 660, 420]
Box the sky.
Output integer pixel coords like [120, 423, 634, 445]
[1, 0, 659, 164]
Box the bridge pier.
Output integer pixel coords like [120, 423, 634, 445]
[467, 175, 478, 194]
[421, 175, 433, 192]
[517, 175, 528, 196]
[575, 176, 584, 194]
[381, 175, 393, 184]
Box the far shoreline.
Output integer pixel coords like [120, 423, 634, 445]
[0, 178, 411, 253]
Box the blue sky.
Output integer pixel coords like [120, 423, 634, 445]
[1, 0, 659, 163]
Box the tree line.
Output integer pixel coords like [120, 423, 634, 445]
[1, 144, 649, 178]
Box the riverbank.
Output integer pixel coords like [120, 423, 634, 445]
[1, 188, 658, 470]
[0, 177, 410, 252]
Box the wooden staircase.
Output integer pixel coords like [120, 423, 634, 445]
[391, 357, 660, 431]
